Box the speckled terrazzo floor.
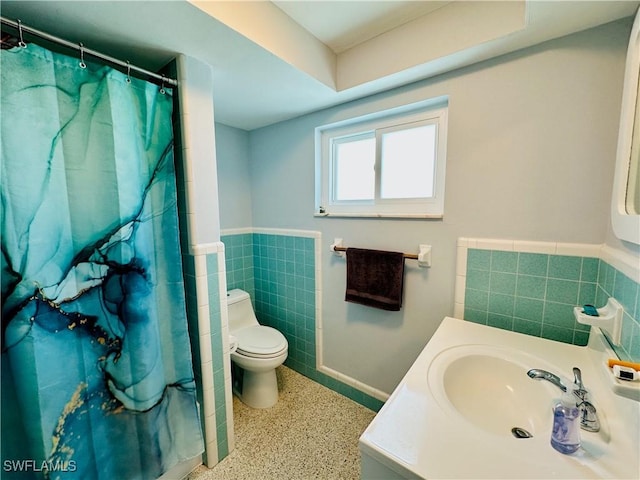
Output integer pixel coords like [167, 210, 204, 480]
[187, 366, 377, 480]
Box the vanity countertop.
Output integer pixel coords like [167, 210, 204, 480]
[359, 317, 640, 479]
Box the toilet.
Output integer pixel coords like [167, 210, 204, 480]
[226, 289, 288, 408]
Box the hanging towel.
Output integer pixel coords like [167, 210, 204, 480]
[345, 248, 405, 311]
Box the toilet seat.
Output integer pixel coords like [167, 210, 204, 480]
[234, 325, 288, 358]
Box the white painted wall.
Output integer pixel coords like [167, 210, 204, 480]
[218, 20, 630, 395]
[215, 123, 253, 229]
[176, 55, 221, 246]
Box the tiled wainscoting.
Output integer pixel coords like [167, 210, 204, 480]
[455, 238, 640, 362]
[182, 244, 234, 466]
[222, 228, 384, 412]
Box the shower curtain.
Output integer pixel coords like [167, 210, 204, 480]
[1, 42, 203, 479]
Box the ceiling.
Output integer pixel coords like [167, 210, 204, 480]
[272, 1, 451, 53]
[1, 1, 638, 131]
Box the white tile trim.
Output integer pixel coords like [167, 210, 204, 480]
[204, 442, 218, 469]
[217, 252, 230, 339]
[600, 244, 640, 283]
[220, 227, 254, 236]
[187, 244, 234, 466]
[458, 237, 603, 256]
[252, 227, 322, 239]
[197, 305, 211, 337]
[221, 227, 321, 240]
[223, 348, 235, 453]
[190, 241, 225, 256]
[195, 275, 210, 308]
[203, 419, 218, 468]
[315, 232, 323, 375]
[555, 243, 602, 258]
[476, 238, 514, 251]
[190, 250, 217, 466]
[513, 240, 562, 254]
[194, 254, 208, 277]
[317, 365, 389, 402]
[202, 385, 215, 418]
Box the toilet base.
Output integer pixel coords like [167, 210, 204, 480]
[234, 367, 279, 409]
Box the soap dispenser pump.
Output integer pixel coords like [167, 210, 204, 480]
[550, 389, 581, 454]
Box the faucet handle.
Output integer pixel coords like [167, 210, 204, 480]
[573, 367, 589, 400]
[578, 400, 601, 432]
[573, 367, 583, 386]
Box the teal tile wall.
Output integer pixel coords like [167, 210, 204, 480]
[222, 233, 384, 411]
[595, 261, 640, 362]
[465, 250, 597, 345]
[252, 233, 316, 376]
[223, 233, 255, 299]
[464, 249, 640, 362]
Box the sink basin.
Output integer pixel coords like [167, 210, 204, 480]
[428, 345, 560, 436]
[361, 318, 635, 480]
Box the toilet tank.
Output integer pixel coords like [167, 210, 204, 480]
[226, 289, 259, 331]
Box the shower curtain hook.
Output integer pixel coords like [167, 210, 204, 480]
[159, 75, 166, 95]
[125, 61, 131, 83]
[78, 43, 87, 69]
[17, 19, 27, 48]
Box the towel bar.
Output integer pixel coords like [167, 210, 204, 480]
[331, 245, 418, 260]
[330, 239, 431, 267]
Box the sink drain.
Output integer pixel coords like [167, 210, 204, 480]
[511, 427, 533, 438]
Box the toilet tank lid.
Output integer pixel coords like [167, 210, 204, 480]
[227, 289, 250, 305]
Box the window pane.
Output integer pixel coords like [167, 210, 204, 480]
[334, 137, 375, 201]
[380, 124, 436, 199]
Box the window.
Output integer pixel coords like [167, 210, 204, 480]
[315, 98, 448, 218]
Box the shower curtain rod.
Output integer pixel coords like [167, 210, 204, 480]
[0, 17, 178, 87]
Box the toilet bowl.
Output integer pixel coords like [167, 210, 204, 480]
[227, 289, 288, 408]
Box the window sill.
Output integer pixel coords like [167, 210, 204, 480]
[314, 212, 444, 219]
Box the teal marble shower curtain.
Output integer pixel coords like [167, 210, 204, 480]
[1, 44, 203, 479]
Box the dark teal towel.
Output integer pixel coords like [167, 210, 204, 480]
[345, 248, 405, 311]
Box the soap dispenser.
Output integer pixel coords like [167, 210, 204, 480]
[550, 389, 581, 454]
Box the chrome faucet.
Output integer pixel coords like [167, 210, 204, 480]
[526, 368, 567, 392]
[526, 367, 600, 432]
[572, 367, 600, 433]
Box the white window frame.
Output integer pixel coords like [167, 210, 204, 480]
[315, 98, 448, 218]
